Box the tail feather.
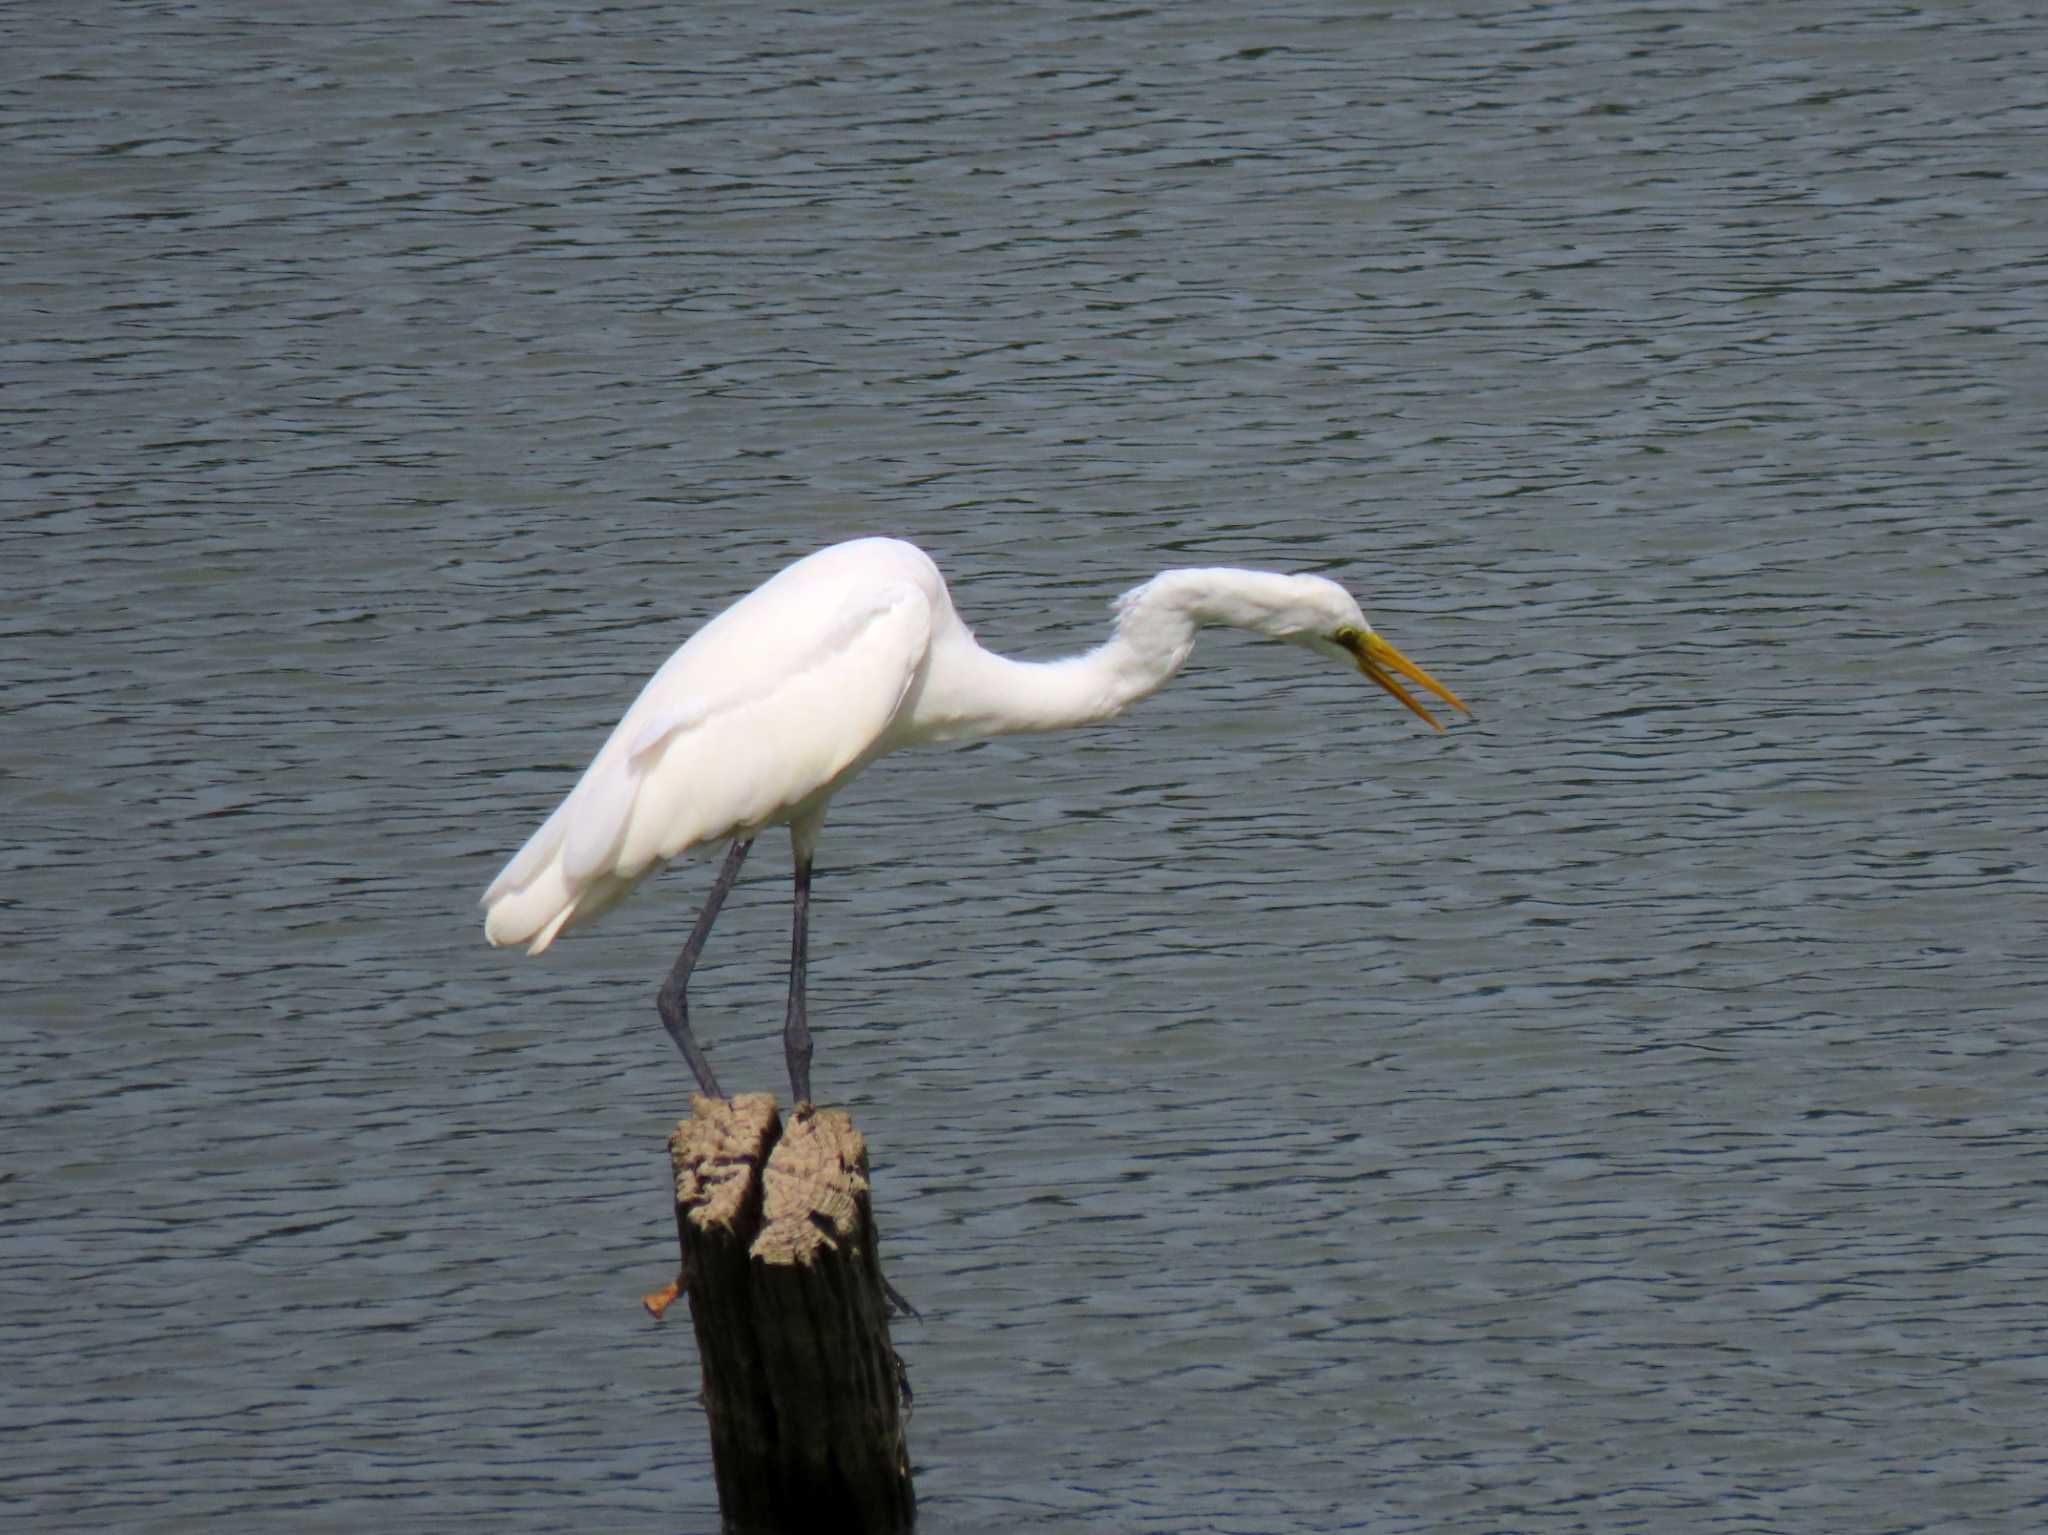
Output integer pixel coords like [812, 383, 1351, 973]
[482, 851, 574, 953]
[483, 793, 573, 910]
[483, 844, 648, 956]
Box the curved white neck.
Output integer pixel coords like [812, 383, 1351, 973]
[911, 570, 1259, 740]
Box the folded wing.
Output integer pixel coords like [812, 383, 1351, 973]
[482, 576, 933, 954]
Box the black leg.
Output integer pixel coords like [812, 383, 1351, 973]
[784, 849, 814, 1105]
[656, 838, 752, 1097]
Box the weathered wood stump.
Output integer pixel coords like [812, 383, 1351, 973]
[653, 1093, 913, 1535]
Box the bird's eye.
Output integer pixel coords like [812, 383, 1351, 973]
[1331, 625, 1364, 650]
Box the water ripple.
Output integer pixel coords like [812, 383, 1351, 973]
[6, 1, 2046, 1531]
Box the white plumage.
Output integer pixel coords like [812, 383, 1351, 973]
[484, 541, 942, 953]
[482, 536, 1466, 1102]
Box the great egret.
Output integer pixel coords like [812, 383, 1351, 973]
[482, 536, 1467, 1103]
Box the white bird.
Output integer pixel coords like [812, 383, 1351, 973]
[481, 536, 1467, 1104]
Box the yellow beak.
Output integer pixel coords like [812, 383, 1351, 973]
[1350, 631, 1470, 732]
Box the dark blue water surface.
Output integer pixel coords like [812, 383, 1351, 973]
[5, 3, 2045, 1530]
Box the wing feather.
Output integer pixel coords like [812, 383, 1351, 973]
[621, 580, 930, 870]
[481, 559, 934, 953]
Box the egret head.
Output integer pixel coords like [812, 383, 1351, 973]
[1116, 567, 1472, 731]
[1273, 574, 1470, 732]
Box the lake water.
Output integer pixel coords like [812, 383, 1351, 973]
[5, 2, 2045, 1530]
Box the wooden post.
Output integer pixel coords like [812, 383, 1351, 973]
[652, 1093, 913, 1535]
